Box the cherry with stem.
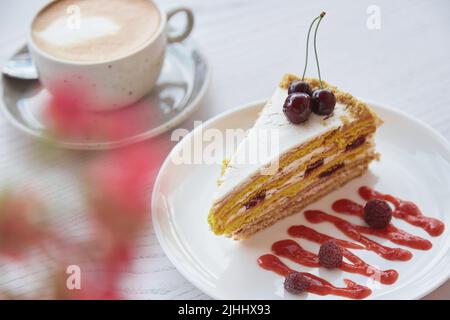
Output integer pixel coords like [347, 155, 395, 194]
[311, 12, 336, 116]
[288, 13, 322, 95]
[285, 12, 336, 123]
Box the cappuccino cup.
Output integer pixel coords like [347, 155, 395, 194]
[28, 0, 194, 111]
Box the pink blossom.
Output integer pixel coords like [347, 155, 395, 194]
[0, 191, 47, 259]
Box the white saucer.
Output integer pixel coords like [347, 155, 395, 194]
[0, 39, 209, 150]
[152, 100, 450, 300]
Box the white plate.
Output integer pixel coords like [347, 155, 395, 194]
[152, 100, 450, 300]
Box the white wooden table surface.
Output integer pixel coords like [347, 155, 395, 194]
[0, 0, 449, 299]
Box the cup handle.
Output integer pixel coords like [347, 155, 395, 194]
[166, 7, 194, 43]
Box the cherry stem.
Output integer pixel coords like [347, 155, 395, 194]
[314, 12, 326, 88]
[301, 15, 321, 81]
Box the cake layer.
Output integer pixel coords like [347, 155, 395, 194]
[222, 141, 375, 226]
[214, 121, 375, 210]
[232, 157, 371, 239]
[219, 147, 377, 236]
[210, 130, 376, 234]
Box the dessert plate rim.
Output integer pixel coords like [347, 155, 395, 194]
[152, 99, 450, 300]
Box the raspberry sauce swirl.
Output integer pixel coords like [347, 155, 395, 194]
[257, 186, 445, 299]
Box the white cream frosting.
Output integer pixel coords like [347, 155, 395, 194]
[214, 86, 355, 202]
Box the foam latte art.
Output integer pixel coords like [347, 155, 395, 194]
[31, 0, 161, 62]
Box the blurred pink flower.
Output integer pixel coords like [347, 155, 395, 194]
[44, 83, 155, 141]
[2, 78, 171, 298]
[44, 84, 93, 138]
[0, 191, 47, 259]
[86, 145, 156, 237]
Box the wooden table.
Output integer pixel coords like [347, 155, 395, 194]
[0, 0, 449, 299]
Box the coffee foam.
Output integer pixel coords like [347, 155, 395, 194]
[31, 0, 160, 62]
[34, 16, 120, 47]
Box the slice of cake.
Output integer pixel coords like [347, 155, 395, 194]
[208, 74, 382, 240]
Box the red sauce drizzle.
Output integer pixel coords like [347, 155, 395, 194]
[304, 210, 413, 261]
[358, 186, 445, 237]
[257, 254, 372, 299]
[332, 199, 432, 250]
[285, 227, 398, 284]
[288, 225, 364, 250]
[257, 186, 446, 299]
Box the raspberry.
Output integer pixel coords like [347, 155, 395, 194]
[318, 240, 343, 268]
[284, 272, 310, 294]
[364, 199, 392, 229]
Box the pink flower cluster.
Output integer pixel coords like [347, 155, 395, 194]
[0, 84, 166, 299]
